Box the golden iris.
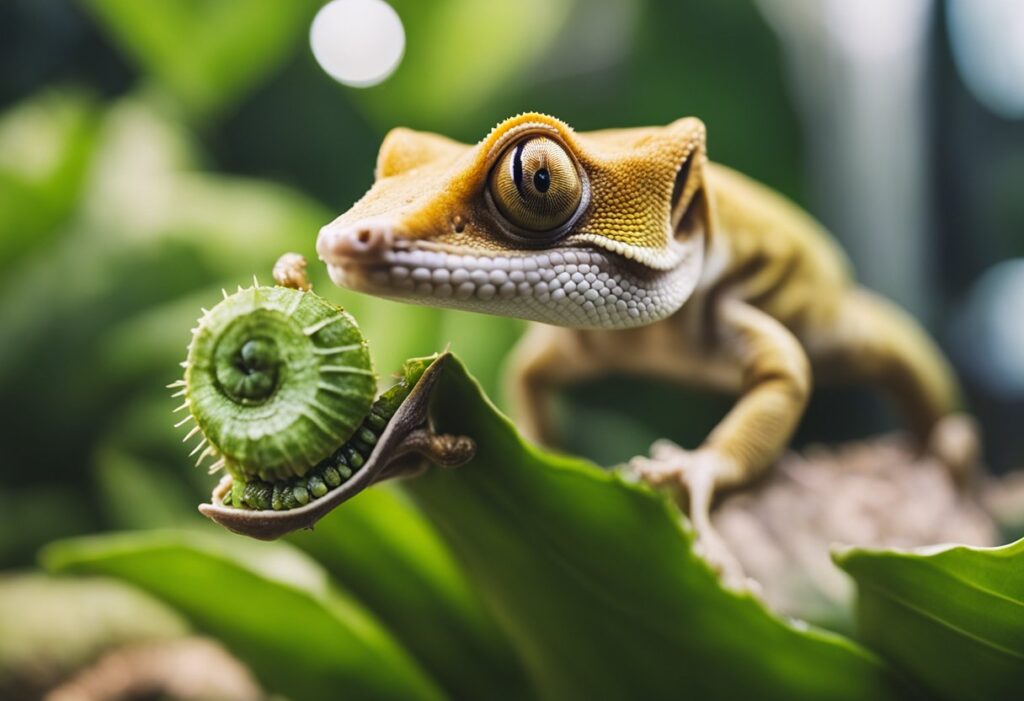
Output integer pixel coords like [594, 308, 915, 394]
[490, 136, 582, 234]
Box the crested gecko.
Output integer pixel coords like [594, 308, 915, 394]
[316, 113, 974, 579]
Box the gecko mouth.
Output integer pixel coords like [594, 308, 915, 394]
[320, 237, 702, 330]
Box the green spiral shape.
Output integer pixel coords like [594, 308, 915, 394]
[183, 285, 375, 483]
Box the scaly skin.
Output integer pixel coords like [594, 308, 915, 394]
[316, 113, 971, 584]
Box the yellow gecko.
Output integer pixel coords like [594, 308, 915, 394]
[316, 113, 974, 578]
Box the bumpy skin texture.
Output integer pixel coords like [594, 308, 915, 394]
[318, 114, 709, 328]
[183, 286, 375, 483]
[317, 113, 963, 581]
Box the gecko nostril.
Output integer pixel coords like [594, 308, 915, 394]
[346, 227, 382, 255]
[318, 220, 397, 262]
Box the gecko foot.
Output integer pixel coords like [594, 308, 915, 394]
[630, 441, 749, 590]
[929, 413, 981, 484]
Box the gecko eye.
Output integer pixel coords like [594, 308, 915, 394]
[489, 136, 583, 235]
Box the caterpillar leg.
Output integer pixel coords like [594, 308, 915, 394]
[808, 287, 978, 478]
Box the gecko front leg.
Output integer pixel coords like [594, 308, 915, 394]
[631, 298, 812, 586]
[632, 440, 750, 588]
[506, 323, 602, 446]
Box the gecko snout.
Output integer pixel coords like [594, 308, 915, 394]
[317, 219, 398, 264]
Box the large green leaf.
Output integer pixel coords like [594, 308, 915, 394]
[288, 483, 532, 699]
[43, 531, 445, 701]
[405, 357, 910, 700]
[835, 539, 1024, 701]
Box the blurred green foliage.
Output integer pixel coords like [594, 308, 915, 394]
[0, 0, 803, 565]
[0, 91, 99, 263]
[85, 0, 319, 119]
[46, 531, 452, 701]
[0, 573, 189, 698]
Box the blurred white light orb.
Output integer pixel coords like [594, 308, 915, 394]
[310, 0, 405, 88]
[948, 0, 1024, 119]
[953, 259, 1024, 397]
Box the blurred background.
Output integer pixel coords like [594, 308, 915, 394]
[1, 0, 1023, 696]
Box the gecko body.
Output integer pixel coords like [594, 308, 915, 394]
[317, 113, 971, 579]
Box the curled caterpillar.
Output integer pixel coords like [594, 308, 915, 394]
[199, 350, 467, 540]
[218, 364, 426, 510]
[173, 271, 388, 511]
[176, 256, 473, 534]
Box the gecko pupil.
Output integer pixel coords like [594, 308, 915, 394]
[533, 168, 550, 193]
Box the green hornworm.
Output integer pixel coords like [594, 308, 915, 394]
[171, 259, 449, 518]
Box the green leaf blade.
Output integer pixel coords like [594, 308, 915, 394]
[835, 539, 1024, 701]
[42, 531, 445, 701]
[406, 357, 909, 701]
[287, 483, 532, 699]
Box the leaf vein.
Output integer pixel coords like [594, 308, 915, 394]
[857, 581, 1024, 662]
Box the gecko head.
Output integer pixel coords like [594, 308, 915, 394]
[317, 113, 712, 329]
